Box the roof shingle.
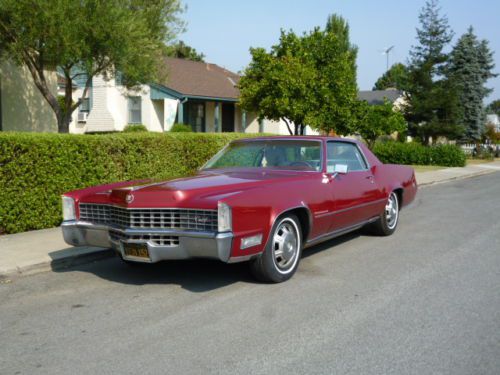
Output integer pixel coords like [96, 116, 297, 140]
[161, 57, 240, 100]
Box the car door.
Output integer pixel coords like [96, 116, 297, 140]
[326, 141, 382, 231]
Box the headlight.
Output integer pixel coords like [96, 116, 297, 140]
[62, 196, 76, 221]
[217, 202, 232, 232]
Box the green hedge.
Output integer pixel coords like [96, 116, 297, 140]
[0, 132, 262, 234]
[372, 142, 466, 167]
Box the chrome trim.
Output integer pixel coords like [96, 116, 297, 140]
[305, 216, 379, 247]
[317, 198, 387, 218]
[78, 203, 218, 232]
[61, 220, 234, 263]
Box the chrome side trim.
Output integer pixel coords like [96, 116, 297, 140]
[305, 216, 379, 248]
[313, 198, 386, 219]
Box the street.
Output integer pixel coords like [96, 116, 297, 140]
[1, 173, 499, 375]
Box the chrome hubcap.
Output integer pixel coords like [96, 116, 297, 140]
[273, 220, 298, 271]
[385, 193, 399, 230]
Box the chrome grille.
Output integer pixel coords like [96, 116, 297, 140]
[79, 203, 218, 232]
[109, 230, 179, 246]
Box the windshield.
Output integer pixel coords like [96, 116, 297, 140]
[202, 140, 322, 171]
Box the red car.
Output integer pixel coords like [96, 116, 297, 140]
[62, 136, 417, 282]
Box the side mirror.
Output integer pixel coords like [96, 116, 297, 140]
[333, 164, 348, 174]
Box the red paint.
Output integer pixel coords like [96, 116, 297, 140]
[64, 137, 417, 258]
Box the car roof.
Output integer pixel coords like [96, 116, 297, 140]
[232, 135, 360, 144]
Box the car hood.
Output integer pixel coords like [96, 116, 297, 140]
[85, 169, 312, 209]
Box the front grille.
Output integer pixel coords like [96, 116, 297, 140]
[79, 203, 218, 232]
[109, 230, 179, 246]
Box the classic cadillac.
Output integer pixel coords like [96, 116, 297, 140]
[62, 136, 417, 282]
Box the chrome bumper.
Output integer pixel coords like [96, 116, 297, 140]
[61, 221, 233, 263]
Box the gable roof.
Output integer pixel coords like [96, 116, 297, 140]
[357, 90, 403, 105]
[159, 57, 240, 101]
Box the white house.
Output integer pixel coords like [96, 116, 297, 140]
[62, 58, 294, 135]
[486, 114, 500, 132]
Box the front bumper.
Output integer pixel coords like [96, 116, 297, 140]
[61, 221, 233, 263]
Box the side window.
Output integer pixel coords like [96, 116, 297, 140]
[128, 96, 142, 124]
[327, 142, 368, 173]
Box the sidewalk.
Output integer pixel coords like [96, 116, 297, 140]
[0, 228, 112, 278]
[1, 160, 499, 279]
[416, 160, 500, 186]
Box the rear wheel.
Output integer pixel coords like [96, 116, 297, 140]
[370, 191, 399, 236]
[250, 214, 302, 283]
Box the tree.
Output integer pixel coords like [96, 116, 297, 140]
[355, 100, 407, 148]
[165, 40, 205, 62]
[404, 0, 464, 144]
[486, 99, 500, 116]
[373, 63, 409, 91]
[0, 0, 183, 133]
[447, 27, 496, 141]
[239, 14, 358, 135]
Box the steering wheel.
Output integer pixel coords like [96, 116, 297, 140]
[289, 161, 313, 169]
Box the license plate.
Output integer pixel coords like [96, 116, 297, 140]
[123, 243, 149, 259]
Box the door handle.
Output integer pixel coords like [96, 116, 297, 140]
[366, 175, 375, 183]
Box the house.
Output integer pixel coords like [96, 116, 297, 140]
[66, 58, 289, 134]
[357, 89, 406, 109]
[0, 60, 57, 132]
[486, 114, 500, 132]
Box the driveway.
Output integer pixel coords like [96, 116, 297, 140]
[1, 173, 499, 375]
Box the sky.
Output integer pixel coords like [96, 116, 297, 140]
[179, 0, 500, 102]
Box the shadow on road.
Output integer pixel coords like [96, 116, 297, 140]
[52, 254, 258, 292]
[52, 228, 371, 292]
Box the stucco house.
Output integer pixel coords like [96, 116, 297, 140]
[65, 57, 291, 134]
[0, 60, 57, 132]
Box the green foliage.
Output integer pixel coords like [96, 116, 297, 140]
[486, 100, 500, 117]
[239, 14, 358, 136]
[164, 40, 205, 62]
[373, 63, 409, 91]
[372, 142, 466, 167]
[355, 100, 407, 148]
[0, 132, 263, 234]
[0, 0, 183, 132]
[123, 124, 148, 133]
[405, 0, 463, 144]
[447, 27, 497, 142]
[169, 123, 192, 132]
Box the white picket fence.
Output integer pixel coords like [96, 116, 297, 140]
[460, 143, 499, 156]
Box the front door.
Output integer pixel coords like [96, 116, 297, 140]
[222, 103, 235, 132]
[326, 141, 382, 231]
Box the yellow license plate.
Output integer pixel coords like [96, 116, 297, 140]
[123, 243, 149, 259]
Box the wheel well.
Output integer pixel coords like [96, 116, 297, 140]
[278, 207, 311, 244]
[393, 188, 403, 209]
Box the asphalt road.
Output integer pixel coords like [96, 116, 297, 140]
[1, 173, 500, 375]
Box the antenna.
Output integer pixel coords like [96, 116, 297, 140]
[381, 45, 395, 72]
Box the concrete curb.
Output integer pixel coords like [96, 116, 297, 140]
[0, 248, 115, 280]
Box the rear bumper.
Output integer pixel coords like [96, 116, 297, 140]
[61, 221, 233, 263]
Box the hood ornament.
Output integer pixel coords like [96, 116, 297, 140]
[125, 193, 134, 204]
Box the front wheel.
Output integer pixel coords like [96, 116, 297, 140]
[250, 214, 302, 283]
[370, 191, 400, 236]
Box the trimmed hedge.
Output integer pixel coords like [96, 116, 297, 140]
[0, 132, 262, 234]
[372, 142, 466, 167]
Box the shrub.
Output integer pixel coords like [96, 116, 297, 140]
[123, 124, 148, 132]
[170, 123, 192, 132]
[372, 142, 466, 167]
[0, 132, 263, 234]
